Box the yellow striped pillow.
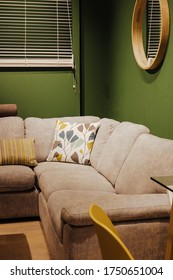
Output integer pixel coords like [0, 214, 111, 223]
[0, 138, 37, 167]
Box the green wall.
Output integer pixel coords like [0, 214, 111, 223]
[0, 71, 79, 118]
[80, 0, 109, 117]
[2, 0, 173, 139]
[82, 0, 173, 139]
[0, 0, 80, 119]
[107, 0, 173, 139]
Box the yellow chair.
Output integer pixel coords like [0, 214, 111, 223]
[89, 204, 134, 260]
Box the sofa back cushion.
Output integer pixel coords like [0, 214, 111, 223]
[0, 117, 24, 138]
[115, 133, 173, 194]
[25, 116, 100, 162]
[90, 118, 120, 169]
[95, 122, 150, 185]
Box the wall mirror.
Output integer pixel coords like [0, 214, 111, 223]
[132, 0, 170, 70]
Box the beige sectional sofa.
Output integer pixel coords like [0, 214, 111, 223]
[0, 115, 173, 260]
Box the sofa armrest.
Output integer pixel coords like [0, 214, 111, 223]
[61, 194, 170, 227]
[0, 104, 17, 117]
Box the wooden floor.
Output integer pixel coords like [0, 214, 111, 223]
[0, 219, 52, 260]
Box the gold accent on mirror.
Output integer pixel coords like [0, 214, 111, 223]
[132, 0, 170, 70]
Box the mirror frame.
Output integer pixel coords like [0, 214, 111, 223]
[132, 0, 170, 70]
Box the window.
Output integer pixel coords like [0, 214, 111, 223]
[0, 0, 73, 67]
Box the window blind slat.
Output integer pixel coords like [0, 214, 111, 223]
[147, 0, 161, 59]
[0, 0, 73, 67]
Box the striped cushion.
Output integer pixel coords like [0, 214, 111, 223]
[0, 138, 37, 167]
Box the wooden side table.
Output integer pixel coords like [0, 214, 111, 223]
[151, 176, 173, 260]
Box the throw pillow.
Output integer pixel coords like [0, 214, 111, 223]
[47, 120, 100, 165]
[0, 138, 37, 167]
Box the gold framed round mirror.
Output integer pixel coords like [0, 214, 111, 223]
[132, 0, 170, 70]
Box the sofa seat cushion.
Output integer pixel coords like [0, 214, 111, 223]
[46, 191, 170, 242]
[0, 165, 35, 192]
[35, 162, 114, 200]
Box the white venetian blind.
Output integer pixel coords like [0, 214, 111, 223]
[0, 0, 73, 67]
[147, 0, 161, 59]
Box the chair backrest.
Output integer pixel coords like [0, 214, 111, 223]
[89, 204, 134, 260]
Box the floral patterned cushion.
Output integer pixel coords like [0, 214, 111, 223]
[47, 120, 100, 165]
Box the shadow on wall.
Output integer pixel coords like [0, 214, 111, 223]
[139, 67, 161, 84]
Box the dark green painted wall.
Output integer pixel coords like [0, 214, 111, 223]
[0, 0, 80, 119]
[0, 70, 79, 118]
[1, 0, 173, 140]
[80, 0, 109, 117]
[82, 0, 173, 139]
[107, 0, 173, 139]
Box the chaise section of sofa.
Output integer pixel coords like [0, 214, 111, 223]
[60, 192, 170, 260]
[39, 189, 170, 260]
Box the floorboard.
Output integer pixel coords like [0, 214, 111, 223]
[0, 219, 52, 260]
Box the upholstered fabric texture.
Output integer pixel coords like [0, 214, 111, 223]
[115, 133, 173, 194]
[47, 120, 100, 165]
[25, 116, 100, 162]
[46, 190, 170, 243]
[0, 138, 37, 167]
[0, 116, 24, 139]
[0, 187, 39, 219]
[90, 118, 120, 169]
[0, 165, 35, 192]
[95, 122, 150, 185]
[34, 162, 114, 201]
[61, 193, 170, 226]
